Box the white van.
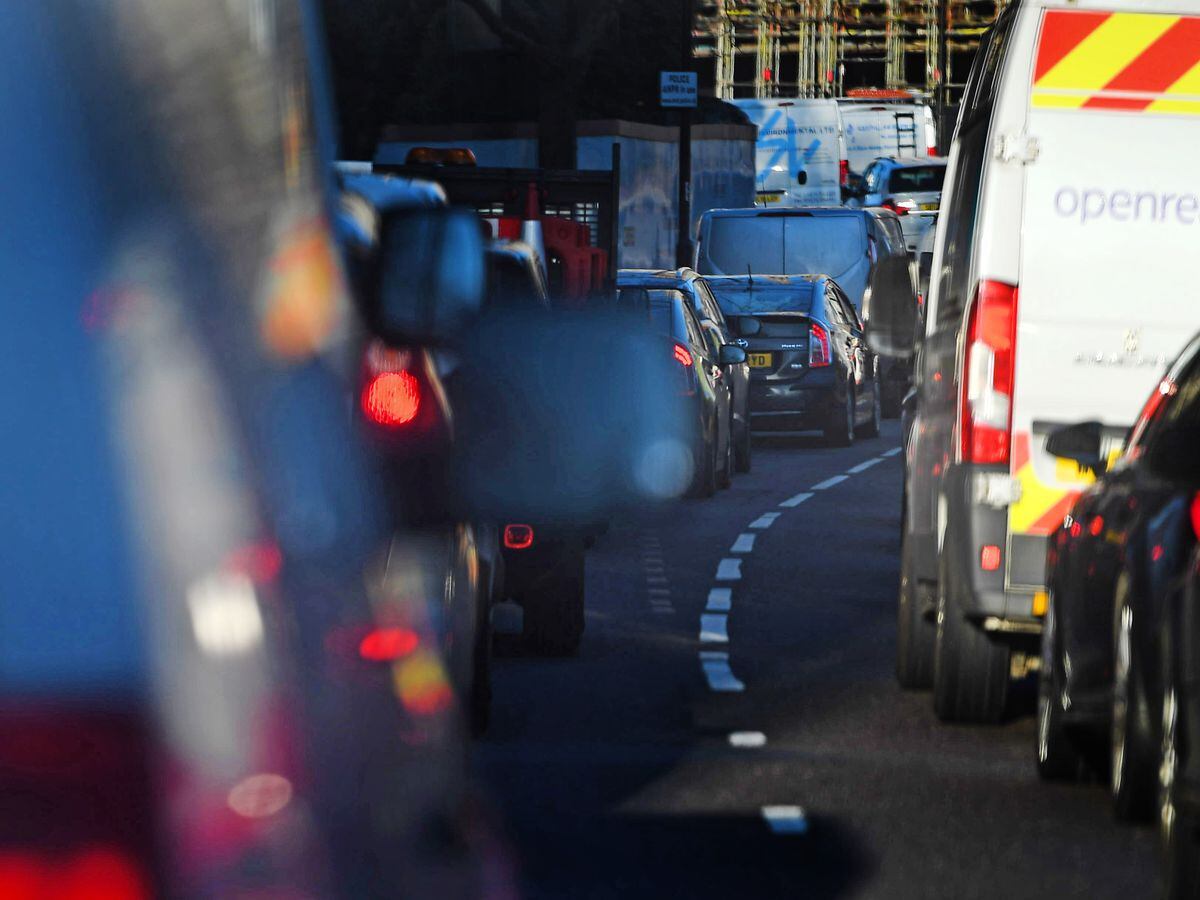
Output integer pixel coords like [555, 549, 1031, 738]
[731, 99, 845, 207]
[838, 101, 936, 175]
[885, 0, 1200, 722]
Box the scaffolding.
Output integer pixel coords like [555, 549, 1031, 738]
[694, 0, 1008, 103]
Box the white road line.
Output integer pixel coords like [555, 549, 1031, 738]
[779, 491, 813, 508]
[700, 613, 729, 643]
[882, 446, 903, 457]
[761, 805, 808, 835]
[699, 650, 728, 660]
[847, 457, 882, 474]
[730, 533, 756, 554]
[706, 588, 732, 611]
[811, 474, 848, 490]
[644, 563, 666, 573]
[648, 587, 671, 597]
[646, 575, 668, 585]
[716, 558, 742, 581]
[700, 655, 745, 692]
[729, 731, 767, 748]
[750, 512, 781, 529]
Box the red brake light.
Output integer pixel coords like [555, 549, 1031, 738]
[504, 524, 535, 550]
[359, 627, 420, 662]
[959, 280, 1018, 465]
[980, 544, 1001, 571]
[1191, 491, 1200, 541]
[361, 371, 421, 427]
[809, 322, 831, 367]
[0, 846, 151, 900]
[881, 198, 912, 216]
[673, 343, 693, 368]
[1089, 515, 1104, 537]
[839, 160, 849, 187]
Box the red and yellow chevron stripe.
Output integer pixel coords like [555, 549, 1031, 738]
[1032, 10, 1200, 115]
[1009, 433, 1091, 536]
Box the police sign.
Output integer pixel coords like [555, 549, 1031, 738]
[660, 71, 697, 108]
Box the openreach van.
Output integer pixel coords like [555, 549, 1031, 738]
[732, 98, 845, 206]
[892, 0, 1200, 722]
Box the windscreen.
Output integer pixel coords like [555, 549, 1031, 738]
[707, 283, 814, 316]
[888, 166, 946, 193]
[702, 215, 864, 277]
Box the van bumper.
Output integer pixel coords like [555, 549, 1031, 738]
[942, 462, 1042, 631]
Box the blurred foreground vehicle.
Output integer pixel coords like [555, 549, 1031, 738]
[1038, 337, 1200, 824]
[618, 268, 752, 473]
[892, 1, 1200, 722]
[694, 205, 918, 416]
[1164, 545, 1200, 898]
[0, 0, 491, 896]
[706, 275, 880, 445]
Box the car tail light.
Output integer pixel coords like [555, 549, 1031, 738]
[881, 198, 914, 216]
[0, 845, 152, 899]
[927, 144, 938, 157]
[809, 322, 831, 367]
[959, 280, 1018, 465]
[361, 340, 422, 428]
[1191, 491, 1200, 541]
[980, 544, 1001, 571]
[504, 524, 535, 550]
[359, 627, 420, 662]
[673, 343, 693, 368]
[839, 160, 849, 187]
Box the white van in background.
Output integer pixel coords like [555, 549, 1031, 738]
[838, 100, 936, 175]
[732, 98, 845, 207]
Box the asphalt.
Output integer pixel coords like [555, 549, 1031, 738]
[475, 420, 1160, 899]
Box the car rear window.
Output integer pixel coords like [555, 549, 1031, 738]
[704, 215, 864, 278]
[706, 283, 815, 316]
[646, 289, 684, 334]
[888, 166, 946, 193]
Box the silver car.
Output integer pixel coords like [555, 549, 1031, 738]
[855, 157, 947, 253]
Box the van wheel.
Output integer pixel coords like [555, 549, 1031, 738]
[1111, 574, 1155, 821]
[525, 552, 585, 656]
[933, 574, 1010, 723]
[824, 388, 854, 447]
[1036, 594, 1087, 780]
[860, 382, 881, 438]
[896, 531, 934, 689]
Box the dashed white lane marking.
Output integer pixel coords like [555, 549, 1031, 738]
[811, 474, 848, 490]
[644, 563, 666, 573]
[730, 533, 756, 554]
[729, 731, 767, 748]
[882, 446, 903, 457]
[700, 652, 745, 692]
[646, 575, 668, 585]
[761, 805, 808, 835]
[700, 613, 729, 643]
[779, 491, 814, 508]
[716, 558, 742, 581]
[750, 512, 781, 529]
[648, 587, 671, 597]
[706, 588, 732, 611]
[847, 457, 883, 474]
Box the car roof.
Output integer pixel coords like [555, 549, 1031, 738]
[699, 207, 870, 222]
[873, 156, 948, 168]
[703, 274, 826, 290]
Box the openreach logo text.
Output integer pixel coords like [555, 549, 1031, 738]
[1054, 186, 1200, 225]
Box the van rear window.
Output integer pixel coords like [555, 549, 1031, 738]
[704, 215, 863, 278]
[888, 166, 946, 193]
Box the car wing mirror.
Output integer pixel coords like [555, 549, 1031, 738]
[719, 344, 747, 366]
[1045, 421, 1106, 474]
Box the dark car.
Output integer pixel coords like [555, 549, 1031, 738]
[1038, 335, 1200, 826]
[704, 274, 881, 446]
[619, 285, 745, 496]
[694, 206, 917, 417]
[618, 268, 753, 473]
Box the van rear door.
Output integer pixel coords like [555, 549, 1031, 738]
[1008, 6, 1200, 580]
[734, 100, 842, 206]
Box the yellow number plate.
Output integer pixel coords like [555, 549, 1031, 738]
[748, 352, 773, 368]
[919, 202, 939, 211]
[757, 193, 783, 204]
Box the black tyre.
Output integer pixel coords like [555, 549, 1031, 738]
[469, 601, 494, 736]
[525, 552, 585, 656]
[717, 426, 733, 489]
[896, 531, 934, 689]
[1036, 594, 1087, 780]
[860, 381, 881, 439]
[933, 575, 1010, 723]
[692, 431, 717, 499]
[1111, 573, 1156, 822]
[824, 388, 854, 447]
[881, 380, 904, 419]
[1161, 680, 1200, 899]
[735, 420, 752, 474]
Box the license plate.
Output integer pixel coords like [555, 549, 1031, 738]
[919, 202, 939, 211]
[757, 193, 783, 204]
[748, 352, 773, 368]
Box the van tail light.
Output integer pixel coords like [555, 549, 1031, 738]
[839, 160, 849, 187]
[809, 322, 831, 367]
[1190, 492, 1200, 541]
[959, 280, 1019, 465]
[504, 524, 535, 550]
[361, 340, 422, 428]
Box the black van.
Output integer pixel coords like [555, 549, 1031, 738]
[694, 206, 917, 416]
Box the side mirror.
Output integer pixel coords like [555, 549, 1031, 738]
[841, 173, 866, 203]
[738, 316, 762, 337]
[1045, 421, 1106, 474]
[359, 206, 485, 344]
[796, 170, 808, 186]
[863, 279, 918, 360]
[719, 344, 747, 366]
